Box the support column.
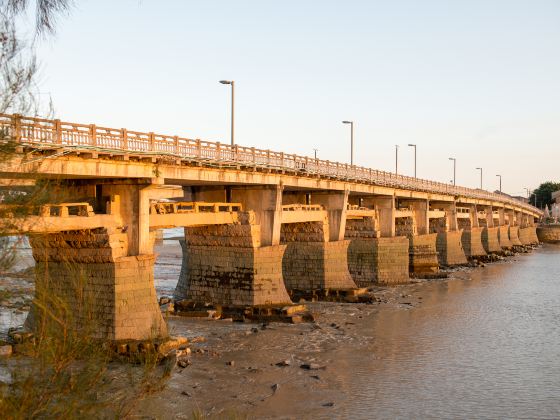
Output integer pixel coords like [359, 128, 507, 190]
[174, 215, 291, 306]
[481, 206, 502, 254]
[435, 202, 467, 266]
[460, 205, 487, 259]
[497, 207, 513, 249]
[507, 210, 523, 247]
[281, 191, 357, 292]
[371, 196, 396, 237]
[345, 214, 409, 286]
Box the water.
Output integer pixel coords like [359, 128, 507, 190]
[331, 244, 560, 419]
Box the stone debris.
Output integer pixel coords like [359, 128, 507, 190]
[0, 344, 13, 357]
[300, 363, 326, 370]
[275, 360, 291, 367]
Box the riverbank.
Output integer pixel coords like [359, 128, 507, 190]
[2, 241, 559, 419]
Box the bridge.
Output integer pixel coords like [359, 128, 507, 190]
[0, 113, 542, 341]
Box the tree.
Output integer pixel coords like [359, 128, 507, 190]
[0, 2, 173, 418]
[530, 181, 560, 209]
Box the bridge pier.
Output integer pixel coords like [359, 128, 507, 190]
[519, 226, 539, 245]
[173, 222, 291, 306]
[458, 205, 486, 259]
[345, 211, 409, 286]
[27, 228, 167, 341]
[281, 191, 357, 293]
[433, 203, 467, 266]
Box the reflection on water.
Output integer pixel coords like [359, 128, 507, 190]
[331, 244, 560, 419]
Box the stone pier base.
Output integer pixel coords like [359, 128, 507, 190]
[174, 240, 291, 306]
[409, 233, 439, 275]
[482, 227, 501, 254]
[519, 226, 539, 245]
[461, 228, 487, 258]
[498, 226, 513, 249]
[282, 241, 357, 291]
[28, 230, 166, 341]
[347, 237, 409, 286]
[536, 225, 560, 244]
[508, 227, 523, 246]
[436, 230, 468, 266]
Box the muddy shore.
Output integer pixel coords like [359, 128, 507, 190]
[0, 239, 546, 418]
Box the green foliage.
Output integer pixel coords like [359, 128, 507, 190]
[530, 181, 560, 208]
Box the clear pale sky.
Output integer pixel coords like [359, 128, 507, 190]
[27, 0, 560, 196]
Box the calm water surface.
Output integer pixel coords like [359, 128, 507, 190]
[333, 244, 560, 419]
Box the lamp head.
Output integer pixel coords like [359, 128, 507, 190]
[342, 120, 352, 124]
[219, 80, 233, 85]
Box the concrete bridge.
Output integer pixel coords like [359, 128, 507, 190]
[0, 114, 542, 341]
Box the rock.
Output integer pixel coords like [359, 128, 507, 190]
[251, 327, 259, 334]
[158, 336, 189, 356]
[276, 360, 291, 367]
[226, 360, 235, 366]
[181, 390, 192, 397]
[271, 383, 280, 393]
[191, 336, 206, 343]
[0, 345, 13, 357]
[300, 363, 326, 370]
[177, 358, 191, 368]
[322, 402, 335, 407]
[310, 375, 321, 380]
[159, 297, 170, 305]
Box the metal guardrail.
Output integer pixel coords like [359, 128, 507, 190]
[0, 113, 541, 215]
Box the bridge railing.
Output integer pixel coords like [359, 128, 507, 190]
[0, 113, 541, 215]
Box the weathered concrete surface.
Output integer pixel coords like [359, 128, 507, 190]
[519, 226, 539, 245]
[408, 233, 439, 275]
[498, 226, 513, 249]
[347, 237, 409, 286]
[536, 225, 560, 244]
[174, 224, 292, 306]
[461, 227, 487, 258]
[282, 241, 357, 291]
[508, 227, 523, 246]
[436, 230, 468, 266]
[27, 229, 166, 340]
[280, 221, 356, 291]
[481, 227, 502, 254]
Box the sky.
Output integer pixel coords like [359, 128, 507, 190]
[23, 0, 560, 196]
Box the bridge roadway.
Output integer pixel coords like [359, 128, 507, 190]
[0, 114, 542, 341]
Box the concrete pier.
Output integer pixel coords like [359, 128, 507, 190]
[482, 227, 502, 254]
[347, 237, 409, 286]
[536, 225, 560, 243]
[461, 227, 487, 258]
[408, 233, 439, 275]
[436, 230, 468, 266]
[28, 229, 166, 340]
[498, 226, 513, 249]
[508, 226, 523, 247]
[174, 222, 292, 306]
[519, 226, 539, 245]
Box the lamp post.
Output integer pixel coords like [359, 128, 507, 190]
[313, 148, 318, 159]
[449, 157, 456, 186]
[496, 174, 502, 193]
[395, 145, 399, 175]
[408, 144, 416, 178]
[219, 80, 234, 146]
[342, 121, 354, 165]
[476, 167, 483, 189]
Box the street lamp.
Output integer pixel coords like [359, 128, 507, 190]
[496, 174, 502, 193]
[395, 145, 399, 175]
[408, 144, 416, 178]
[313, 148, 318, 159]
[476, 167, 483, 189]
[219, 80, 234, 146]
[449, 157, 456, 186]
[342, 121, 354, 165]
